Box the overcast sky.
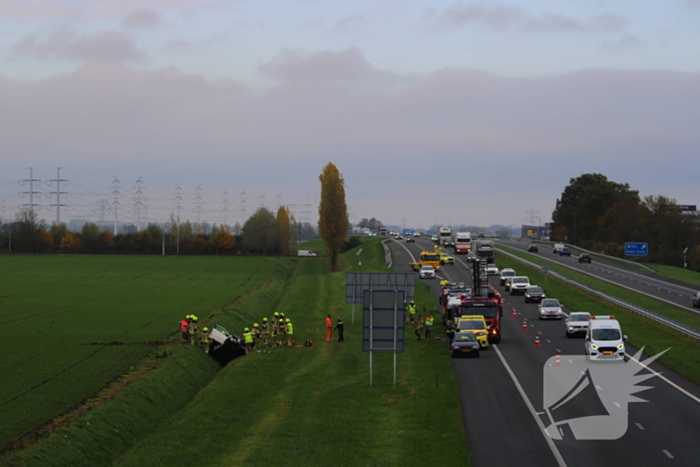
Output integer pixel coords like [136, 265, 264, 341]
[1, 0, 698, 230]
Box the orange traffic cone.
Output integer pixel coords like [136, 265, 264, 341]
[521, 318, 528, 330]
[512, 307, 518, 317]
[554, 349, 562, 366]
[534, 333, 541, 346]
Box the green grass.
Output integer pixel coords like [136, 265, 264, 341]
[0, 255, 279, 452]
[1, 242, 468, 467]
[644, 262, 700, 285]
[493, 252, 700, 386]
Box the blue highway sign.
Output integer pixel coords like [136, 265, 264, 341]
[625, 242, 648, 256]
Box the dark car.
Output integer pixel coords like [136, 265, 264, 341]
[527, 245, 539, 253]
[451, 332, 480, 358]
[578, 253, 592, 263]
[406, 237, 415, 243]
[693, 292, 700, 308]
[559, 248, 572, 256]
[524, 286, 546, 303]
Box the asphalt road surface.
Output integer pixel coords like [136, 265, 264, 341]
[496, 239, 700, 316]
[388, 237, 700, 467]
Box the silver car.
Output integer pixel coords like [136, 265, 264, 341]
[419, 265, 436, 279]
[539, 298, 563, 320]
[565, 311, 591, 336]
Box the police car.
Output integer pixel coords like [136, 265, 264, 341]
[584, 316, 626, 360]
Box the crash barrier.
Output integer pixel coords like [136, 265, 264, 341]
[513, 238, 655, 272]
[496, 247, 700, 341]
[382, 239, 393, 268]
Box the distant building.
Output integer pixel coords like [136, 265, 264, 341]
[521, 223, 551, 241]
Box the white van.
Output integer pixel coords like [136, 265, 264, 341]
[584, 316, 626, 360]
[553, 243, 565, 254]
[297, 250, 317, 257]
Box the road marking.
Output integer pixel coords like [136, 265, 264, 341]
[625, 353, 700, 405]
[636, 423, 645, 430]
[493, 345, 567, 467]
[595, 385, 602, 390]
[567, 359, 573, 363]
[613, 401, 621, 408]
[546, 339, 551, 343]
[663, 450, 674, 459]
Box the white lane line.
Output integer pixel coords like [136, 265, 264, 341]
[493, 344, 567, 467]
[595, 385, 602, 390]
[567, 359, 573, 364]
[663, 450, 674, 459]
[555, 310, 700, 405]
[625, 353, 700, 405]
[546, 339, 551, 343]
[613, 401, 621, 408]
[636, 423, 645, 430]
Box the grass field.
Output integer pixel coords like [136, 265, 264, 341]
[1, 240, 469, 467]
[0, 255, 281, 452]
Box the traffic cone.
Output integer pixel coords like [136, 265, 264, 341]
[512, 307, 518, 317]
[534, 333, 541, 346]
[554, 349, 562, 366]
[521, 318, 528, 330]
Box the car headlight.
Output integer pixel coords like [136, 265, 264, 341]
[452, 346, 459, 350]
[617, 343, 625, 349]
[590, 344, 598, 350]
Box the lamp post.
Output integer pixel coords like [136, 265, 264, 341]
[683, 247, 688, 269]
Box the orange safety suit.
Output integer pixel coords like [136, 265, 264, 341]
[325, 316, 333, 342]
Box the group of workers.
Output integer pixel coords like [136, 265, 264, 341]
[179, 315, 211, 352]
[404, 300, 435, 340]
[241, 312, 295, 351]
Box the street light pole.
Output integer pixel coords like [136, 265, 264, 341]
[683, 247, 688, 269]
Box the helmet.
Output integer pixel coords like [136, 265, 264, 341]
[274, 312, 279, 317]
[279, 313, 285, 318]
[203, 327, 209, 332]
[263, 317, 268, 322]
[254, 323, 259, 327]
[244, 327, 250, 332]
[285, 318, 290, 323]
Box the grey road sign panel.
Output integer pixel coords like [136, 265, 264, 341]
[346, 273, 414, 304]
[362, 290, 404, 353]
[624, 242, 649, 256]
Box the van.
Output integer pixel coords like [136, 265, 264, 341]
[584, 316, 626, 360]
[297, 250, 317, 257]
[553, 243, 565, 254]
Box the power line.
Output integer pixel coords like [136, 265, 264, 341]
[110, 177, 122, 236]
[19, 167, 42, 214]
[47, 167, 68, 225]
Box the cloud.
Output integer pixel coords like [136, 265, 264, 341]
[12, 26, 147, 63]
[422, 2, 626, 34]
[160, 39, 194, 55]
[0, 56, 698, 226]
[259, 47, 397, 84]
[599, 33, 644, 54]
[122, 8, 161, 29]
[330, 14, 367, 34]
[0, 0, 239, 21]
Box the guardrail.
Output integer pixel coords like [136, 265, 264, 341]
[496, 247, 700, 341]
[519, 238, 655, 272]
[382, 239, 393, 268]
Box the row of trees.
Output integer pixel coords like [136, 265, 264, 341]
[551, 173, 700, 269]
[0, 207, 318, 256]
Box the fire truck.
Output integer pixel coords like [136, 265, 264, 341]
[442, 257, 503, 342]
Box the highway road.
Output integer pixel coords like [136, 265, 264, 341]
[388, 236, 700, 467]
[496, 239, 700, 316]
